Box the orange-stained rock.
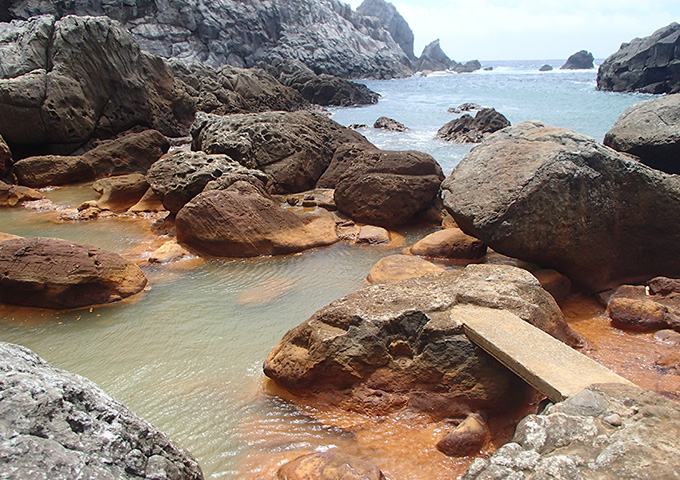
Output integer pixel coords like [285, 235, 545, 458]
[149, 240, 195, 264]
[409, 228, 486, 260]
[532, 268, 572, 303]
[0, 232, 21, 243]
[127, 187, 166, 212]
[365, 254, 445, 284]
[93, 174, 149, 212]
[436, 413, 490, 456]
[277, 451, 385, 480]
[0, 181, 43, 207]
[356, 225, 391, 245]
[607, 282, 680, 332]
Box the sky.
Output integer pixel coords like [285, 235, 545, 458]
[346, 0, 680, 61]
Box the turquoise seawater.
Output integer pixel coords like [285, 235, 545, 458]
[0, 63, 648, 479]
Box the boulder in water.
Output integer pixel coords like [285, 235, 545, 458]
[0, 180, 42, 207]
[539, 64, 553, 72]
[607, 280, 680, 332]
[93, 174, 149, 212]
[365, 254, 445, 284]
[373, 116, 409, 132]
[560, 50, 594, 70]
[415, 39, 453, 72]
[277, 450, 385, 480]
[437, 108, 510, 143]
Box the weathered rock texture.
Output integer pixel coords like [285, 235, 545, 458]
[464, 384, 680, 480]
[365, 254, 445, 284]
[604, 94, 680, 174]
[3, 0, 413, 79]
[191, 111, 371, 193]
[597, 22, 680, 94]
[14, 129, 169, 188]
[357, 0, 415, 60]
[441, 121, 680, 293]
[93, 173, 149, 212]
[264, 264, 581, 416]
[0, 180, 43, 207]
[373, 116, 408, 132]
[0, 133, 11, 179]
[415, 39, 452, 72]
[560, 50, 594, 70]
[437, 108, 511, 143]
[278, 451, 385, 480]
[0, 15, 193, 156]
[607, 281, 680, 332]
[176, 184, 339, 257]
[147, 151, 270, 213]
[0, 237, 147, 309]
[0, 341, 203, 479]
[319, 144, 444, 228]
[409, 228, 487, 260]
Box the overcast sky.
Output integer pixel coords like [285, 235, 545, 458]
[346, 0, 680, 61]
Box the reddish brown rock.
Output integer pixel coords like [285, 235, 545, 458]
[0, 237, 147, 309]
[365, 254, 445, 284]
[532, 268, 572, 303]
[277, 451, 385, 480]
[607, 283, 680, 332]
[93, 174, 149, 212]
[127, 187, 166, 212]
[409, 228, 487, 260]
[356, 225, 391, 245]
[436, 413, 490, 457]
[0, 181, 43, 207]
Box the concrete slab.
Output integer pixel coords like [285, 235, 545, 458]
[453, 304, 633, 402]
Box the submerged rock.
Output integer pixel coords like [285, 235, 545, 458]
[539, 64, 553, 72]
[436, 413, 489, 457]
[597, 22, 680, 94]
[93, 173, 149, 212]
[560, 50, 594, 70]
[604, 94, 680, 174]
[437, 108, 510, 143]
[441, 121, 680, 292]
[448, 103, 482, 114]
[365, 254, 445, 284]
[0, 237, 147, 309]
[264, 264, 581, 416]
[373, 116, 409, 132]
[0, 341, 203, 479]
[278, 450, 385, 480]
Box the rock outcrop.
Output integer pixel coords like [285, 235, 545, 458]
[560, 50, 594, 70]
[437, 108, 510, 143]
[0, 15, 193, 156]
[264, 264, 582, 416]
[415, 39, 452, 72]
[0, 237, 147, 309]
[13, 129, 169, 188]
[597, 22, 680, 94]
[604, 94, 680, 174]
[319, 144, 444, 228]
[3, 0, 413, 79]
[191, 111, 371, 193]
[0, 341, 203, 479]
[357, 0, 415, 60]
[441, 121, 680, 292]
[464, 384, 680, 480]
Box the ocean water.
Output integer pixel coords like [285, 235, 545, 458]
[0, 62, 650, 479]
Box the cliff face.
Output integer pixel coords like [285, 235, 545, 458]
[357, 0, 415, 60]
[3, 0, 413, 79]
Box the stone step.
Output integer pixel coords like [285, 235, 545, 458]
[452, 305, 634, 402]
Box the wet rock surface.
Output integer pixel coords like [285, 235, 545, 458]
[278, 450, 386, 480]
[93, 173, 149, 212]
[607, 279, 680, 332]
[441, 121, 680, 293]
[463, 384, 680, 480]
[0, 237, 148, 309]
[365, 254, 445, 284]
[437, 108, 510, 143]
[0, 341, 203, 480]
[373, 116, 409, 132]
[408, 228, 487, 260]
[0, 180, 42, 207]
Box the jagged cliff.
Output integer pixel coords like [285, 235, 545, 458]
[2, 0, 413, 79]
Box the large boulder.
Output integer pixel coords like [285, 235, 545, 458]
[441, 121, 680, 293]
[436, 108, 511, 143]
[560, 50, 594, 70]
[607, 280, 680, 332]
[319, 144, 444, 228]
[264, 264, 582, 416]
[597, 23, 680, 94]
[191, 111, 371, 193]
[0, 180, 43, 207]
[357, 0, 416, 60]
[415, 39, 452, 72]
[464, 384, 680, 480]
[93, 174, 149, 212]
[0, 133, 12, 179]
[0, 237, 147, 309]
[0, 341, 203, 479]
[408, 228, 487, 260]
[604, 94, 680, 174]
[147, 151, 270, 213]
[0, 15, 194, 156]
[13, 129, 169, 188]
[175, 184, 339, 257]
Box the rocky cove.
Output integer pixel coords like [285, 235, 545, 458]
[2, 2, 680, 480]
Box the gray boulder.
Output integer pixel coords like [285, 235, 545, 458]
[191, 111, 371, 193]
[357, 0, 415, 60]
[464, 384, 680, 480]
[415, 39, 453, 72]
[441, 121, 680, 292]
[373, 116, 409, 132]
[560, 50, 594, 70]
[0, 341, 203, 479]
[539, 64, 553, 72]
[597, 22, 680, 94]
[437, 108, 511, 143]
[604, 94, 680, 174]
[452, 59, 482, 73]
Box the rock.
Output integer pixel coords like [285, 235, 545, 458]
[649, 276, 680, 296]
[191, 111, 371, 194]
[14, 129, 169, 188]
[264, 264, 582, 416]
[357, 0, 416, 61]
[170, 60, 308, 114]
[373, 116, 409, 132]
[560, 50, 594, 70]
[127, 187, 166, 213]
[322, 144, 444, 228]
[260, 58, 379, 107]
[93, 174, 149, 212]
[415, 39, 453, 72]
[277, 451, 385, 480]
[448, 103, 482, 114]
[597, 23, 680, 94]
[149, 240, 194, 264]
[463, 383, 680, 480]
[356, 225, 391, 245]
[436, 413, 490, 457]
[147, 151, 270, 213]
[0, 237, 147, 309]
[604, 94, 680, 174]
[0, 180, 43, 207]
[441, 121, 680, 293]
[0, 232, 22, 243]
[0, 133, 12, 179]
[0, 341, 203, 480]
[175, 185, 339, 257]
[0, 15, 193, 156]
[607, 281, 680, 332]
[365, 254, 445, 284]
[437, 108, 511, 143]
[655, 329, 680, 344]
[452, 60, 482, 74]
[5, 0, 413, 80]
[532, 269, 572, 303]
[539, 64, 553, 72]
[408, 228, 487, 260]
